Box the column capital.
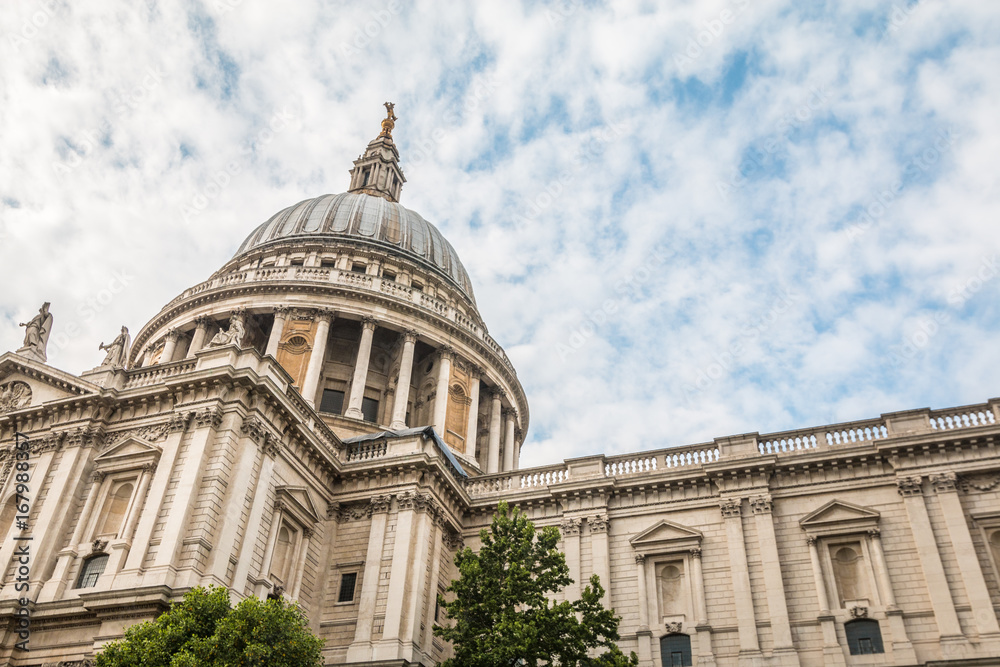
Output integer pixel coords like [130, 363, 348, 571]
[368, 494, 391, 515]
[92, 470, 107, 483]
[437, 345, 455, 360]
[501, 406, 517, 421]
[164, 328, 181, 343]
[897, 475, 924, 496]
[589, 514, 609, 533]
[719, 498, 742, 518]
[315, 308, 336, 323]
[867, 527, 882, 539]
[930, 471, 958, 494]
[806, 535, 817, 546]
[488, 386, 504, 401]
[193, 315, 213, 328]
[635, 553, 646, 564]
[360, 315, 377, 330]
[689, 547, 703, 559]
[272, 306, 291, 319]
[466, 362, 484, 378]
[402, 328, 419, 343]
[560, 517, 582, 536]
[749, 495, 772, 514]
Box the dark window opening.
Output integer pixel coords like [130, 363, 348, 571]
[337, 572, 358, 602]
[659, 634, 691, 667]
[383, 270, 396, 281]
[351, 263, 367, 274]
[320, 389, 345, 415]
[361, 397, 379, 423]
[320, 259, 336, 268]
[846, 619, 884, 655]
[362, 168, 371, 186]
[77, 554, 109, 589]
[411, 281, 424, 292]
[290, 259, 304, 267]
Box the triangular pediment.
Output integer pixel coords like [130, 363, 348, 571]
[630, 520, 703, 554]
[0, 352, 98, 414]
[275, 486, 321, 525]
[96, 437, 161, 461]
[800, 500, 880, 535]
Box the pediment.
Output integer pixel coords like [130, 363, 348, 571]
[275, 486, 321, 525]
[93, 436, 161, 472]
[0, 352, 98, 415]
[800, 500, 880, 536]
[630, 520, 703, 555]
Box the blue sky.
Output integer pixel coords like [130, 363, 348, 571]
[2, 0, 999, 467]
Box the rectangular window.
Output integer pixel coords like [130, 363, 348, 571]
[320, 389, 345, 415]
[338, 572, 358, 602]
[320, 259, 336, 268]
[361, 397, 379, 423]
[383, 270, 397, 281]
[351, 263, 367, 274]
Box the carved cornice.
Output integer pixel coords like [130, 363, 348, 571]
[719, 498, 742, 518]
[560, 517, 582, 536]
[749, 495, 772, 514]
[897, 476, 924, 497]
[930, 471, 958, 494]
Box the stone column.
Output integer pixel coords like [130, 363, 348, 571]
[187, 316, 211, 357]
[290, 529, 313, 599]
[561, 518, 582, 602]
[897, 476, 963, 641]
[807, 536, 845, 667]
[420, 516, 446, 657]
[464, 367, 482, 456]
[265, 307, 289, 358]
[160, 329, 180, 364]
[750, 495, 799, 665]
[719, 498, 762, 665]
[502, 408, 516, 472]
[345, 317, 377, 419]
[347, 495, 391, 662]
[931, 472, 1000, 640]
[431, 347, 454, 436]
[231, 436, 280, 597]
[120, 463, 154, 542]
[513, 428, 522, 469]
[634, 554, 653, 665]
[487, 389, 503, 474]
[868, 528, 917, 664]
[390, 330, 418, 430]
[301, 309, 335, 408]
[690, 547, 716, 666]
[403, 498, 434, 657]
[202, 417, 269, 587]
[590, 514, 612, 609]
[376, 492, 419, 660]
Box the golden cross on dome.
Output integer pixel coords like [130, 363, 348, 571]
[380, 102, 397, 138]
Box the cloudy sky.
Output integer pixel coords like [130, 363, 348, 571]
[2, 0, 999, 468]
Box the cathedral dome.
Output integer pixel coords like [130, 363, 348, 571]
[234, 193, 476, 305]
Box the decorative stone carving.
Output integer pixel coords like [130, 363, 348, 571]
[635, 554, 646, 564]
[360, 315, 378, 330]
[0, 381, 32, 414]
[960, 473, 1000, 493]
[92, 471, 107, 483]
[17, 301, 53, 362]
[589, 514, 609, 533]
[92, 539, 109, 554]
[849, 605, 869, 619]
[561, 517, 582, 536]
[930, 472, 958, 493]
[437, 345, 455, 361]
[443, 530, 465, 551]
[168, 412, 190, 432]
[240, 417, 268, 444]
[103, 423, 170, 450]
[208, 310, 246, 348]
[397, 491, 420, 511]
[867, 527, 881, 539]
[897, 476, 924, 496]
[327, 502, 341, 521]
[719, 498, 742, 518]
[806, 536, 817, 546]
[689, 547, 702, 559]
[369, 494, 391, 515]
[35, 433, 64, 454]
[749, 495, 772, 514]
[665, 621, 683, 633]
[64, 429, 101, 450]
[194, 408, 224, 429]
[96, 324, 131, 369]
[263, 437, 281, 459]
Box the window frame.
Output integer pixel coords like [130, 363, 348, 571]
[336, 571, 359, 604]
[75, 553, 110, 589]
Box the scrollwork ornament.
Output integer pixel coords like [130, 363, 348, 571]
[849, 605, 869, 619]
[665, 621, 683, 633]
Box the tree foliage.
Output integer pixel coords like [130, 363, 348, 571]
[434, 501, 639, 667]
[94, 586, 324, 667]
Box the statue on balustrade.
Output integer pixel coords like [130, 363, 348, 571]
[17, 301, 53, 363]
[208, 311, 246, 348]
[98, 326, 131, 369]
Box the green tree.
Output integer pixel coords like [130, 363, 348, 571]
[434, 501, 639, 667]
[95, 586, 324, 667]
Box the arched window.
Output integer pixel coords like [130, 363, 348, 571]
[0, 496, 18, 540]
[660, 633, 692, 666]
[76, 554, 109, 589]
[269, 524, 294, 585]
[845, 619, 884, 655]
[96, 481, 134, 538]
[831, 543, 865, 605]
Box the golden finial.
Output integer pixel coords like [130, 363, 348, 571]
[380, 101, 397, 138]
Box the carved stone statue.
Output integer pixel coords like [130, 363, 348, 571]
[98, 326, 131, 369]
[0, 381, 32, 414]
[17, 302, 53, 363]
[208, 311, 246, 349]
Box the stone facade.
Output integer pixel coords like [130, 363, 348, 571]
[1, 116, 1000, 667]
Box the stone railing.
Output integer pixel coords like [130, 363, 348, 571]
[122, 359, 199, 389]
[757, 419, 888, 454]
[604, 444, 720, 477]
[465, 464, 570, 497]
[165, 267, 513, 374]
[929, 404, 997, 431]
[345, 439, 388, 462]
